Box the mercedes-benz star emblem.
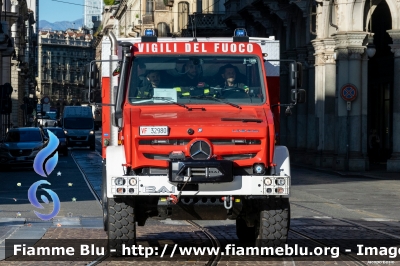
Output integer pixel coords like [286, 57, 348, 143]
[190, 140, 211, 160]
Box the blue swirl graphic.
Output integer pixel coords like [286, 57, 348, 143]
[33, 131, 59, 177]
[28, 180, 61, 220]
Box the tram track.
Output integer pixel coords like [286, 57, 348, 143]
[75, 151, 400, 265]
[73, 151, 222, 265]
[289, 229, 369, 266]
[292, 202, 400, 240]
[291, 202, 400, 264]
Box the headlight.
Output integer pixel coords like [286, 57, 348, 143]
[264, 178, 272, 186]
[129, 178, 137, 186]
[276, 178, 285, 186]
[64, 130, 68, 134]
[253, 163, 266, 175]
[33, 146, 41, 151]
[114, 177, 125, 186]
[89, 130, 94, 134]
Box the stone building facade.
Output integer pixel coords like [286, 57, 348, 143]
[98, 0, 227, 39]
[222, 0, 400, 172]
[1, 0, 36, 137]
[94, 0, 400, 172]
[37, 29, 94, 115]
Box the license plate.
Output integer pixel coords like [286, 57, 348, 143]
[76, 142, 82, 144]
[139, 126, 169, 136]
[16, 157, 26, 161]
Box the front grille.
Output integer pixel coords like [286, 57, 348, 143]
[144, 153, 257, 161]
[222, 153, 256, 160]
[71, 136, 87, 141]
[143, 153, 169, 160]
[10, 149, 32, 156]
[139, 139, 191, 145]
[210, 139, 261, 145]
[139, 139, 260, 145]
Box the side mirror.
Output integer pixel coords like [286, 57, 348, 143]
[291, 89, 306, 103]
[289, 62, 303, 88]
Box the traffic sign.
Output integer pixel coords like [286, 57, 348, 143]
[43, 103, 50, 112]
[340, 84, 357, 102]
[41, 96, 50, 104]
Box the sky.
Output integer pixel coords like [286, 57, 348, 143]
[39, 0, 84, 22]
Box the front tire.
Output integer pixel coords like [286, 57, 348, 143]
[256, 198, 290, 248]
[108, 197, 136, 256]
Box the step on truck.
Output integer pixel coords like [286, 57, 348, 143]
[98, 29, 305, 255]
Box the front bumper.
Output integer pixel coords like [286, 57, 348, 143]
[67, 134, 95, 147]
[0, 151, 38, 165]
[107, 174, 290, 197]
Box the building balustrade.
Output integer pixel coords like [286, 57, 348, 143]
[188, 14, 226, 29]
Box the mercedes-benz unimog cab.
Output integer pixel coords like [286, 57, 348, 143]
[98, 29, 305, 254]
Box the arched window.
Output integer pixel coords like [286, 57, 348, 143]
[178, 2, 189, 32]
[157, 22, 169, 37]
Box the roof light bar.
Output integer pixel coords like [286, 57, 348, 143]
[233, 28, 249, 42]
[141, 29, 157, 42]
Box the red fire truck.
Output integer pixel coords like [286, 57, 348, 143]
[98, 29, 304, 254]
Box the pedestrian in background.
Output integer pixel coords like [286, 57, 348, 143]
[368, 129, 380, 164]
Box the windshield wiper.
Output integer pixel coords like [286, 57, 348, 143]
[133, 97, 191, 110]
[188, 95, 242, 109]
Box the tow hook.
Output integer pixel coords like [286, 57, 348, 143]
[222, 196, 234, 210]
[168, 194, 179, 204]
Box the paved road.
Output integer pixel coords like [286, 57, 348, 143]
[291, 167, 400, 221]
[2, 139, 400, 264]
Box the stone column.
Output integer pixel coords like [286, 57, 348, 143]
[387, 30, 400, 171]
[296, 47, 308, 159]
[361, 52, 369, 168]
[348, 43, 367, 171]
[333, 33, 349, 170]
[311, 39, 325, 167]
[305, 44, 316, 165]
[322, 38, 336, 168]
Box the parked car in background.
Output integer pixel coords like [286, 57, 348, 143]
[35, 113, 57, 127]
[0, 127, 48, 169]
[43, 127, 68, 156]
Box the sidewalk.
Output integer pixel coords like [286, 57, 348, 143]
[293, 162, 400, 180]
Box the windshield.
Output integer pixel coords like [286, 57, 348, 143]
[6, 130, 42, 142]
[63, 118, 93, 129]
[128, 55, 265, 106]
[46, 112, 57, 119]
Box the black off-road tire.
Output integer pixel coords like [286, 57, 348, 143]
[103, 199, 108, 231]
[236, 218, 256, 243]
[256, 198, 290, 248]
[108, 197, 136, 256]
